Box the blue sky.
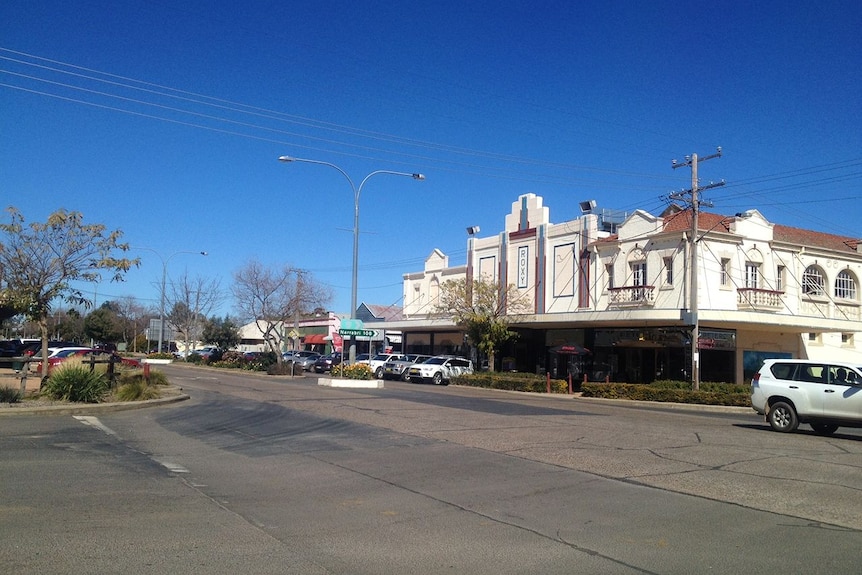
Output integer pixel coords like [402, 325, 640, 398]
[2, 0, 860, 319]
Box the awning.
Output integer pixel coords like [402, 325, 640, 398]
[550, 344, 591, 355]
[303, 334, 327, 345]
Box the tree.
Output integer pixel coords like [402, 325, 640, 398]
[84, 304, 123, 345]
[231, 260, 332, 365]
[165, 271, 221, 354]
[201, 315, 242, 350]
[56, 309, 85, 342]
[435, 277, 531, 372]
[114, 296, 149, 351]
[0, 208, 138, 379]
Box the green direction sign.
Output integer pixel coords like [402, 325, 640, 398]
[338, 329, 375, 337]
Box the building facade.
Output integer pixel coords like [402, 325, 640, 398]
[377, 193, 862, 384]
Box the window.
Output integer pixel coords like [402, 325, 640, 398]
[605, 263, 614, 289]
[631, 261, 647, 301]
[776, 265, 785, 291]
[745, 262, 759, 289]
[632, 262, 646, 286]
[720, 258, 730, 286]
[663, 257, 673, 286]
[803, 266, 825, 296]
[842, 333, 854, 346]
[835, 270, 857, 300]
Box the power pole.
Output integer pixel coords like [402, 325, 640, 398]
[671, 147, 724, 390]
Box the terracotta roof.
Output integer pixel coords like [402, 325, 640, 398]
[773, 224, 859, 253]
[662, 208, 732, 234]
[661, 207, 859, 254]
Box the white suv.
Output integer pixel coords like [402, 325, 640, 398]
[751, 359, 862, 434]
[406, 356, 473, 385]
[358, 353, 405, 379]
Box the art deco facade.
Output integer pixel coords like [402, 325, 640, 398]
[382, 193, 861, 384]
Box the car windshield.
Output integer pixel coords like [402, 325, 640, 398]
[424, 357, 447, 365]
[372, 354, 390, 361]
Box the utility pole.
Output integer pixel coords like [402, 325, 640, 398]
[671, 147, 724, 390]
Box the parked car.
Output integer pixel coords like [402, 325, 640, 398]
[192, 346, 223, 361]
[32, 348, 141, 373]
[382, 354, 431, 380]
[406, 355, 474, 385]
[354, 353, 404, 379]
[313, 352, 342, 373]
[21, 341, 81, 357]
[751, 359, 862, 434]
[287, 351, 322, 371]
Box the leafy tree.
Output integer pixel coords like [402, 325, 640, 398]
[435, 277, 531, 372]
[84, 305, 123, 345]
[201, 315, 241, 350]
[56, 308, 85, 342]
[232, 260, 332, 365]
[0, 208, 138, 378]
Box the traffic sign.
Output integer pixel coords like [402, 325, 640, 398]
[338, 329, 375, 337]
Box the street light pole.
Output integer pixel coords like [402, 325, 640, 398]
[278, 155, 424, 363]
[136, 248, 208, 353]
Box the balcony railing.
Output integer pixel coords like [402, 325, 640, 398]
[608, 285, 655, 306]
[737, 288, 784, 310]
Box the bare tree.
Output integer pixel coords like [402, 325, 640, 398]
[114, 296, 150, 352]
[231, 259, 332, 365]
[165, 272, 222, 354]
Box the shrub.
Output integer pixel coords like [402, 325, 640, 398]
[580, 381, 749, 406]
[42, 364, 109, 403]
[453, 372, 569, 393]
[113, 379, 161, 401]
[332, 363, 373, 380]
[146, 352, 175, 360]
[117, 368, 169, 388]
[1, 386, 22, 403]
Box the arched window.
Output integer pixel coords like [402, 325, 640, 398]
[802, 265, 825, 296]
[835, 270, 857, 300]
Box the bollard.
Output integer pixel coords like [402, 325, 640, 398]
[568, 373, 572, 394]
[546, 372, 551, 393]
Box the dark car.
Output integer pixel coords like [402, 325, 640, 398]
[313, 352, 342, 373]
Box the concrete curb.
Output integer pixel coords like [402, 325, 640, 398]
[0, 387, 190, 417]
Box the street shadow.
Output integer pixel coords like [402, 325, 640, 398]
[734, 423, 862, 441]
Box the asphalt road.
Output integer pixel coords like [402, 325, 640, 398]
[2, 364, 861, 574]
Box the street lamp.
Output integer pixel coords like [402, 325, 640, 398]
[135, 248, 208, 353]
[278, 155, 425, 362]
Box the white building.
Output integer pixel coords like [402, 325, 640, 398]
[379, 193, 862, 384]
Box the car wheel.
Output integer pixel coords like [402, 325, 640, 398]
[767, 401, 799, 432]
[810, 423, 839, 435]
[432, 372, 443, 385]
[375, 367, 384, 379]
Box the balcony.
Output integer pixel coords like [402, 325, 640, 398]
[737, 288, 784, 311]
[608, 285, 655, 307]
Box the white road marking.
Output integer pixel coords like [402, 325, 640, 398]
[152, 458, 190, 473]
[73, 416, 189, 474]
[73, 415, 118, 437]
